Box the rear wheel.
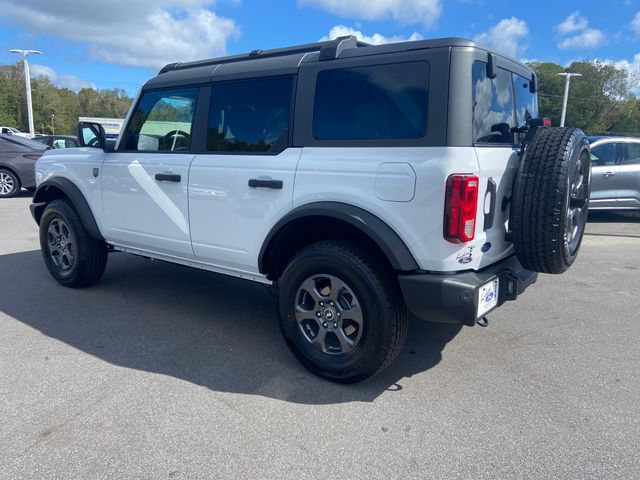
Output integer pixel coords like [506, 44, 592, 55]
[277, 241, 407, 383]
[0, 169, 20, 198]
[39, 199, 108, 287]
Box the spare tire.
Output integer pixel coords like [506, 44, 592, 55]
[510, 127, 591, 274]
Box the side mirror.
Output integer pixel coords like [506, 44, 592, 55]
[78, 121, 106, 149]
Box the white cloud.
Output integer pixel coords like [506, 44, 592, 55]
[555, 12, 605, 50]
[556, 11, 588, 35]
[558, 29, 605, 49]
[0, 0, 240, 69]
[300, 0, 442, 28]
[611, 53, 640, 95]
[30, 64, 96, 91]
[474, 17, 529, 57]
[632, 12, 640, 37]
[320, 25, 423, 45]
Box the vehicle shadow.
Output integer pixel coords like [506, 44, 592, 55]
[0, 250, 462, 404]
[588, 210, 640, 223]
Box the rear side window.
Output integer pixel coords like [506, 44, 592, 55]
[472, 61, 515, 144]
[207, 77, 293, 153]
[122, 88, 198, 152]
[624, 143, 640, 165]
[313, 62, 429, 140]
[513, 74, 538, 127]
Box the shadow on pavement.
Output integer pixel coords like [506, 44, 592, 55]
[0, 250, 462, 404]
[588, 210, 640, 223]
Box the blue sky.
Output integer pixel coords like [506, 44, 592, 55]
[0, 0, 639, 96]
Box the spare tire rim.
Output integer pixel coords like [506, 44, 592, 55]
[0, 172, 15, 195]
[47, 218, 76, 271]
[565, 152, 589, 254]
[294, 274, 363, 356]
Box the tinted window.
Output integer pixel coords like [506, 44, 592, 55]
[122, 88, 198, 152]
[591, 143, 617, 166]
[624, 143, 640, 165]
[313, 62, 429, 140]
[513, 74, 538, 127]
[472, 61, 515, 144]
[207, 77, 293, 153]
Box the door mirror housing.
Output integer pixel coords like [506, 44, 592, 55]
[78, 121, 106, 149]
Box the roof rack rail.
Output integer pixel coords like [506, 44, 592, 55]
[159, 36, 369, 74]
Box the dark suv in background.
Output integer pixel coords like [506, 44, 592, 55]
[0, 134, 47, 197]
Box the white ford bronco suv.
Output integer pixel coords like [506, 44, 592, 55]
[30, 37, 591, 383]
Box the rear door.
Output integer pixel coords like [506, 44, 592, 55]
[101, 87, 199, 258]
[188, 76, 300, 275]
[619, 141, 640, 209]
[589, 141, 621, 209]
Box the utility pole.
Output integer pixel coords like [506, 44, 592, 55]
[9, 49, 42, 138]
[50, 114, 55, 135]
[557, 72, 582, 127]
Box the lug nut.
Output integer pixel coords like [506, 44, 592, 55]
[319, 301, 324, 307]
[333, 322, 338, 328]
[322, 322, 328, 328]
[337, 312, 341, 317]
[316, 312, 321, 318]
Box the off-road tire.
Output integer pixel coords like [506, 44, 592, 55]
[277, 240, 408, 383]
[0, 168, 21, 198]
[511, 127, 591, 274]
[39, 199, 108, 287]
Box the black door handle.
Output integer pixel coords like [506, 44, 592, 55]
[155, 173, 181, 182]
[248, 178, 283, 189]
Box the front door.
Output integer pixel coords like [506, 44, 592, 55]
[590, 141, 621, 209]
[101, 87, 199, 258]
[189, 76, 300, 275]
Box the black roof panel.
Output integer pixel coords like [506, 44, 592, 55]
[146, 36, 529, 90]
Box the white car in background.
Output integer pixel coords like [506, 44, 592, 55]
[0, 126, 31, 138]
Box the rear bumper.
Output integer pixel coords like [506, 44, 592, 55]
[398, 255, 538, 326]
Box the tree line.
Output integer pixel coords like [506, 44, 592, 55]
[0, 62, 132, 136]
[1, 59, 639, 137]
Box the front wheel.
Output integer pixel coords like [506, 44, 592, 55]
[277, 241, 407, 383]
[0, 169, 21, 198]
[39, 199, 108, 287]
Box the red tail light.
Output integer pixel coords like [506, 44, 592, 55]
[444, 174, 479, 243]
[23, 154, 42, 161]
[542, 117, 552, 127]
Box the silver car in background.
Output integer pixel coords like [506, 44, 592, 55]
[588, 136, 640, 212]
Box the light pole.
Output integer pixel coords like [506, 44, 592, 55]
[50, 114, 55, 135]
[557, 72, 582, 127]
[9, 49, 42, 138]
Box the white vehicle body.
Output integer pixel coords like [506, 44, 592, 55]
[36, 142, 518, 282]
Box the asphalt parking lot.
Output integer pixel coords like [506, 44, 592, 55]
[1, 192, 639, 479]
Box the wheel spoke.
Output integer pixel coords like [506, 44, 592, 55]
[336, 328, 355, 353]
[300, 277, 323, 303]
[310, 328, 328, 353]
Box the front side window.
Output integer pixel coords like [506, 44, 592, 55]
[207, 77, 293, 153]
[472, 61, 515, 144]
[313, 62, 429, 140]
[591, 143, 618, 166]
[122, 87, 198, 152]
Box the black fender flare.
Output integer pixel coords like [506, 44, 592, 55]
[258, 202, 419, 274]
[31, 177, 104, 240]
